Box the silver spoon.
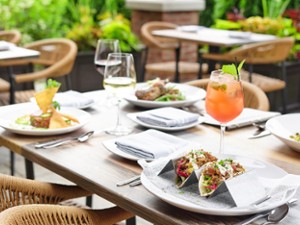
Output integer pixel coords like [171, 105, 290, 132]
[261, 203, 289, 225]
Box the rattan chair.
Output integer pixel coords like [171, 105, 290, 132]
[0, 30, 21, 44]
[198, 37, 294, 113]
[140, 21, 205, 82]
[0, 173, 91, 211]
[0, 204, 133, 225]
[0, 173, 133, 225]
[186, 78, 270, 111]
[0, 38, 78, 105]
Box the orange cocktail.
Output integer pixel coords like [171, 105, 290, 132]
[206, 76, 244, 123]
[205, 69, 244, 154]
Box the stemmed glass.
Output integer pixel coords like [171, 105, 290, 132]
[94, 39, 120, 106]
[94, 39, 120, 76]
[103, 53, 137, 136]
[205, 70, 244, 154]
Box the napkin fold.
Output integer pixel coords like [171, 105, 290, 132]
[115, 129, 189, 159]
[136, 107, 199, 127]
[54, 90, 95, 109]
[0, 41, 13, 51]
[204, 108, 281, 130]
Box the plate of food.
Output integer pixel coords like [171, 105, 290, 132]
[124, 78, 206, 108]
[140, 150, 298, 216]
[0, 79, 91, 136]
[266, 113, 300, 152]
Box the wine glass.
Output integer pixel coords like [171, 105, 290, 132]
[94, 39, 120, 106]
[205, 70, 244, 154]
[94, 39, 120, 76]
[103, 53, 137, 136]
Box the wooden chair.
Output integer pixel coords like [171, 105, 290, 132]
[198, 37, 295, 113]
[186, 78, 270, 111]
[0, 173, 133, 225]
[0, 30, 21, 44]
[140, 21, 205, 82]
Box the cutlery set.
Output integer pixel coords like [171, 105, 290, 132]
[116, 175, 141, 187]
[248, 122, 271, 139]
[235, 198, 297, 225]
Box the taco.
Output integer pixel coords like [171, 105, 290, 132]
[175, 149, 217, 187]
[199, 159, 245, 196]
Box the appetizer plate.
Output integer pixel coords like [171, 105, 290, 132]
[0, 103, 91, 136]
[124, 83, 206, 108]
[127, 112, 205, 131]
[266, 113, 300, 152]
[141, 154, 293, 216]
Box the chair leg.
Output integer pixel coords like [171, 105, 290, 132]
[126, 216, 136, 225]
[140, 47, 149, 82]
[197, 51, 203, 79]
[10, 151, 15, 176]
[7, 66, 15, 104]
[25, 158, 35, 179]
[280, 62, 288, 113]
[174, 47, 180, 83]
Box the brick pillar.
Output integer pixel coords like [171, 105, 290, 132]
[131, 10, 200, 64]
[126, 0, 205, 81]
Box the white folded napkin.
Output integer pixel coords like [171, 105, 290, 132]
[136, 107, 199, 127]
[204, 108, 281, 130]
[54, 90, 95, 109]
[115, 129, 190, 159]
[0, 41, 13, 51]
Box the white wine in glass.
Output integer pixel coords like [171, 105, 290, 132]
[103, 53, 136, 136]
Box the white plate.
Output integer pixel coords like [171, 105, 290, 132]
[141, 154, 291, 216]
[124, 83, 206, 108]
[0, 103, 91, 136]
[266, 113, 300, 152]
[127, 112, 205, 131]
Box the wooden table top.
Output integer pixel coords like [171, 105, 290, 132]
[0, 90, 299, 224]
[152, 27, 277, 47]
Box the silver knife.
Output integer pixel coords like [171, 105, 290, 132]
[248, 130, 271, 139]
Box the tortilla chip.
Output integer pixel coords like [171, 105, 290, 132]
[35, 86, 59, 113]
[49, 109, 69, 129]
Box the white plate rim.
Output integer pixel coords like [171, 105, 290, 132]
[266, 113, 300, 151]
[124, 83, 206, 108]
[141, 154, 291, 216]
[127, 112, 205, 131]
[0, 103, 91, 136]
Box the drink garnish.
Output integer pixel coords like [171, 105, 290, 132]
[221, 59, 245, 80]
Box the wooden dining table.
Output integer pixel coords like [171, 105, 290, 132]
[0, 90, 299, 224]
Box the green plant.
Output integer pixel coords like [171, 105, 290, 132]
[0, 0, 69, 44]
[262, 0, 290, 19]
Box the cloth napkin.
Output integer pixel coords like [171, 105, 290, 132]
[136, 107, 199, 127]
[54, 90, 95, 109]
[204, 108, 281, 130]
[0, 41, 13, 51]
[115, 129, 190, 159]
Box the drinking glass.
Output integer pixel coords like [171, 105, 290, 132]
[103, 53, 137, 136]
[94, 39, 120, 76]
[205, 70, 244, 154]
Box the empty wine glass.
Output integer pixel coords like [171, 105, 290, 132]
[94, 39, 120, 76]
[94, 39, 120, 106]
[205, 70, 244, 154]
[103, 53, 137, 136]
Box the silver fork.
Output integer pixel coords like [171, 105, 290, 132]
[116, 175, 141, 187]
